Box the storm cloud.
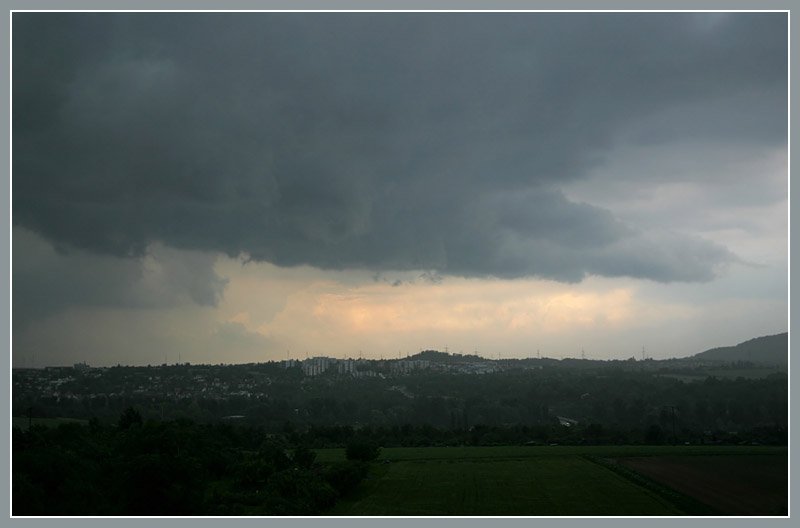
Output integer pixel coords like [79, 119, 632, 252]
[13, 227, 227, 329]
[13, 13, 786, 283]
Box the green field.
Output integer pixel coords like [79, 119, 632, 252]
[657, 367, 785, 382]
[319, 445, 787, 516]
[315, 444, 785, 463]
[12, 416, 88, 430]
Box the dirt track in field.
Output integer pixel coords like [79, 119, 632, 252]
[617, 455, 787, 515]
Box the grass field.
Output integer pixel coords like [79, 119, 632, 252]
[12, 416, 89, 430]
[315, 444, 785, 463]
[318, 445, 787, 516]
[657, 367, 785, 382]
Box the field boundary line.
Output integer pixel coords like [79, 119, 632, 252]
[582, 455, 719, 516]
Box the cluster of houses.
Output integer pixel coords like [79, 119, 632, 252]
[281, 355, 503, 377]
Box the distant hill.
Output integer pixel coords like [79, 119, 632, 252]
[409, 350, 485, 363]
[692, 333, 788, 365]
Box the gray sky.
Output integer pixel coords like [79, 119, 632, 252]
[12, 12, 787, 366]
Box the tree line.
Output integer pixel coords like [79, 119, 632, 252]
[16, 367, 788, 436]
[13, 409, 378, 516]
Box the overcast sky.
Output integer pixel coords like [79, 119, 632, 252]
[12, 12, 787, 367]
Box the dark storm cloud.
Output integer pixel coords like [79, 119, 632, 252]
[13, 13, 786, 282]
[13, 227, 227, 329]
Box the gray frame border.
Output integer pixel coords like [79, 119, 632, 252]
[1, 2, 793, 528]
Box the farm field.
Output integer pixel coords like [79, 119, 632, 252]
[315, 444, 785, 463]
[319, 445, 787, 516]
[656, 368, 785, 382]
[11, 416, 88, 430]
[617, 455, 787, 516]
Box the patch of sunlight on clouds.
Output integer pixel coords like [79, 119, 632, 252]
[212, 258, 700, 358]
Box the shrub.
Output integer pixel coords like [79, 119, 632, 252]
[345, 438, 380, 462]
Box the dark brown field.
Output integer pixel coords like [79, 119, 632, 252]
[617, 455, 787, 515]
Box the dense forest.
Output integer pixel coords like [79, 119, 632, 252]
[13, 412, 378, 515]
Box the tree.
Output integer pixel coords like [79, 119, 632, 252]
[345, 438, 380, 462]
[292, 445, 316, 469]
[118, 407, 142, 430]
[645, 424, 663, 445]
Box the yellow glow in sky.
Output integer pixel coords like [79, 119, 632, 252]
[211, 259, 706, 360]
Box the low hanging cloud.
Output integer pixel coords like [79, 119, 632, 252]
[13, 227, 228, 329]
[12, 13, 786, 284]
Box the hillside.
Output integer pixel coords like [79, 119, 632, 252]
[692, 333, 788, 365]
